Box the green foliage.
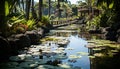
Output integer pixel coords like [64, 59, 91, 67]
[5, 1, 9, 16]
[9, 16, 26, 25]
[15, 26, 25, 34]
[99, 13, 108, 27]
[11, 23, 28, 34]
[99, 10, 116, 27]
[41, 16, 50, 24]
[86, 15, 101, 30]
[25, 19, 36, 30]
[37, 15, 52, 29]
[109, 2, 114, 9]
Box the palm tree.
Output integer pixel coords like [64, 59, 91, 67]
[31, 0, 37, 19]
[57, 0, 68, 19]
[0, 0, 19, 35]
[0, 0, 6, 34]
[39, 0, 43, 21]
[21, 0, 25, 12]
[26, 0, 31, 20]
[57, 0, 60, 19]
[48, 0, 51, 17]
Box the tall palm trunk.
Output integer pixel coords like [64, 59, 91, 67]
[26, 0, 31, 20]
[58, 0, 61, 19]
[21, 0, 25, 11]
[0, 0, 9, 36]
[39, 0, 43, 21]
[0, 0, 5, 31]
[31, 0, 36, 19]
[48, 0, 51, 17]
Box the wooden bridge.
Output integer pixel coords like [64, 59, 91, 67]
[50, 18, 83, 28]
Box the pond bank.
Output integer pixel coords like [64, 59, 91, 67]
[0, 27, 49, 60]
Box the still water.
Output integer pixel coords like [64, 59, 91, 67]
[49, 24, 90, 69]
[0, 24, 120, 69]
[63, 35, 90, 69]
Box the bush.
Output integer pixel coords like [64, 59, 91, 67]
[86, 15, 101, 30]
[25, 19, 36, 30]
[11, 23, 28, 34]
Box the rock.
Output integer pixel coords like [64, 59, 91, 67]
[117, 29, 120, 43]
[41, 26, 50, 34]
[100, 27, 107, 34]
[0, 36, 11, 59]
[104, 31, 117, 41]
[25, 30, 40, 45]
[88, 29, 101, 34]
[103, 27, 117, 41]
[117, 35, 120, 43]
[8, 34, 31, 50]
[37, 28, 44, 37]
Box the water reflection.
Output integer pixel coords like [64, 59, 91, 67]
[1, 24, 119, 69]
[50, 30, 78, 37]
[50, 29, 90, 69]
[50, 24, 120, 69]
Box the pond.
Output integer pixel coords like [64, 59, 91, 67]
[0, 24, 120, 69]
[50, 28, 90, 69]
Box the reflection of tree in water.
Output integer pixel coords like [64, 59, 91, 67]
[90, 53, 120, 69]
[46, 59, 62, 66]
[78, 32, 104, 40]
[55, 31, 77, 37]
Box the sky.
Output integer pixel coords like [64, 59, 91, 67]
[34, 0, 82, 4]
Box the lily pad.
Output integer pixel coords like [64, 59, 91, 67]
[35, 65, 55, 69]
[69, 55, 82, 59]
[88, 56, 95, 58]
[94, 53, 104, 57]
[58, 64, 71, 69]
[9, 56, 24, 61]
[19, 61, 38, 68]
[54, 54, 68, 60]
[76, 52, 89, 56]
[66, 47, 74, 50]
[1, 62, 19, 68]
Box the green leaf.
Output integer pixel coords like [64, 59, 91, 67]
[5, 1, 9, 16]
[109, 3, 114, 9]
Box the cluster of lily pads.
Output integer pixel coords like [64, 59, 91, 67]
[0, 36, 82, 69]
[86, 39, 120, 58]
[41, 36, 70, 47]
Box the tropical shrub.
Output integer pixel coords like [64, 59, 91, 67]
[10, 23, 28, 34]
[86, 15, 101, 30]
[25, 19, 36, 30]
[8, 15, 37, 34]
[38, 16, 52, 29]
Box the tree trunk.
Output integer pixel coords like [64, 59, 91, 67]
[48, 0, 51, 17]
[0, 0, 8, 36]
[26, 0, 31, 20]
[31, 0, 36, 19]
[39, 0, 43, 21]
[21, 0, 25, 11]
[58, 0, 61, 19]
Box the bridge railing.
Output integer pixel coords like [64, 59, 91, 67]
[50, 19, 78, 27]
